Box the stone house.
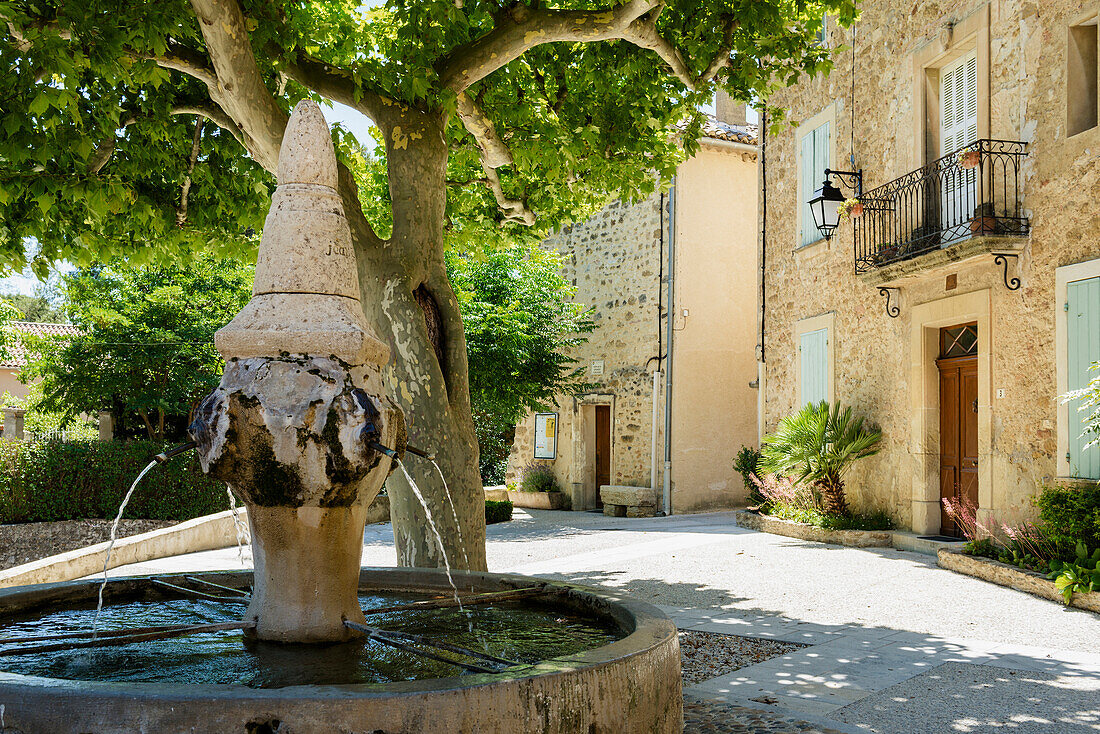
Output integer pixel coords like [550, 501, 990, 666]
[760, 1, 1100, 535]
[506, 95, 760, 515]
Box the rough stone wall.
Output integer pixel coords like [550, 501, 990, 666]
[507, 194, 666, 494]
[762, 0, 1100, 528]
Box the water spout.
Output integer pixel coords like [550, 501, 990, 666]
[154, 441, 197, 464]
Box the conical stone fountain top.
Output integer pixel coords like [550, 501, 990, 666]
[190, 100, 404, 643]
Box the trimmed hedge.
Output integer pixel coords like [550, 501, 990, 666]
[485, 499, 513, 525]
[0, 440, 228, 524]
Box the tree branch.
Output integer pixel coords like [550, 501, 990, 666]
[619, 9, 694, 89]
[699, 19, 738, 83]
[454, 93, 534, 225]
[177, 117, 204, 226]
[438, 0, 659, 93]
[189, 0, 287, 170]
[278, 52, 391, 127]
[455, 92, 512, 168]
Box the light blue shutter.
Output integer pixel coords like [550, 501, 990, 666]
[800, 328, 829, 406]
[801, 122, 831, 246]
[1067, 277, 1100, 479]
[800, 131, 815, 245]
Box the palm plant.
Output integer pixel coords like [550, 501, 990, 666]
[760, 401, 882, 517]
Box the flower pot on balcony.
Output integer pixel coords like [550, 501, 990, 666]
[959, 150, 981, 170]
[970, 216, 997, 235]
[850, 202, 864, 218]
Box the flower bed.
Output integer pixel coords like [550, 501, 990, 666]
[937, 547, 1100, 614]
[734, 510, 892, 548]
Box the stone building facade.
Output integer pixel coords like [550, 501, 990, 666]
[507, 100, 760, 514]
[761, 1, 1100, 534]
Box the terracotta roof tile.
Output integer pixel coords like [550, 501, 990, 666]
[0, 321, 82, 370]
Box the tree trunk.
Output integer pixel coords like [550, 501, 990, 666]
[338, 112, 487, 571]
[817, 478, 850, 517]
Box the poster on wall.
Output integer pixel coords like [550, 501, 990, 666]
[533, 412, 558, 459]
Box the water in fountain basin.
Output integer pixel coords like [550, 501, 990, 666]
[91, 459, 158, 634]
[0, 590, 621, 688]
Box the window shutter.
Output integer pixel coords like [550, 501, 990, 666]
[800, 328, 829, 406]
[940, 50, 979, 236]
[1067, 276, 1100, 479]
[800, 122, 830, 246]
[800, 131, 815, 246]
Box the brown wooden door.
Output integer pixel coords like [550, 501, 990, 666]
[594, 405, 611, 498]
[938, 356, 979, 536]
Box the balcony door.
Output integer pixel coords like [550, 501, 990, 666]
[938, 323, 979, 537]
[940, 50, 978, 240]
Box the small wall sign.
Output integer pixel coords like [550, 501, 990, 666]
[590, 360, 605, 377]
[533, 412, 558, 459]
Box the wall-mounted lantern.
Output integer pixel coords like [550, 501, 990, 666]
[808, 168, 863, 241]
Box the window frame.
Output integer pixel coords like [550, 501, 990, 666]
[794, 104, 837, 252]
[794, 312, 836, 407]
[1056, 258, 1100, 480]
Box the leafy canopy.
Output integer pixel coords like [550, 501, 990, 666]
[1, 0, 858, 272]
[448, 245, 593, 480]
[20, 256, 253, 439]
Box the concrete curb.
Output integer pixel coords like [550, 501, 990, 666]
[0, 509, 250, 589]
[937, 547, 1100, 614]
[733, 510, 893, 548]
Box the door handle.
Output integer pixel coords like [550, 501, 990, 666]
[972, 399, 978, 413]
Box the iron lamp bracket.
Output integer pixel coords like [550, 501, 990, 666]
[878, 287, 900, 318]
[993, 253, 1021, 291]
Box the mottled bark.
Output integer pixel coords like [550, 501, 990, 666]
[337, 110, 487, 571]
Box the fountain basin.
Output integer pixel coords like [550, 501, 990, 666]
[0, 568, 682, 733]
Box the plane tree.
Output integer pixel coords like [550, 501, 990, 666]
[1, 0, 856, 570]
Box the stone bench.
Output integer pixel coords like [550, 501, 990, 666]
[600, 486, 658, 518]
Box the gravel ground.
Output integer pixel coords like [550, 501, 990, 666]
[684, 695, 850, 734]
[0, 519, 176, 570]
[832, 662, 1100, 733]
[680, 630, 805, 685]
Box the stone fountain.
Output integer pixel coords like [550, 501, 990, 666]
[188, 100, 403, 643]
[0, 101, 682, 734]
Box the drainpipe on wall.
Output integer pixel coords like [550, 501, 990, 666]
[650, 369, 661, 493]
[662, 177, 677, 516]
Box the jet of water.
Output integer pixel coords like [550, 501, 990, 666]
[397, 460, 463, 612]
[91, 458, 158, 635]
[226, 485, 249, 565]
[426, 456, 469, 570]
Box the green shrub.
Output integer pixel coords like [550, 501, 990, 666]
[760, 401, 881, 517]
[1034, 482, 1100, 556]
[0, 440, 228, 524]
[733, 445, 765, 506]
[520, 462, 558, 493]
[768, 503, 894, 531]
[485, 499, 513, 524]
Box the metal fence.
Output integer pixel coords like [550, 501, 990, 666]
[853, 139, 1029, 274]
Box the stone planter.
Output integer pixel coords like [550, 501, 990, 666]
[937, 548, 1100, 614]
[733, 510, 892, 548]
[506, 490, 569, 510]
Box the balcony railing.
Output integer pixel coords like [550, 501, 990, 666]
[853, 139, 1029, 274]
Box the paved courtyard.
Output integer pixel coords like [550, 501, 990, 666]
[107, 509, 1100, 733]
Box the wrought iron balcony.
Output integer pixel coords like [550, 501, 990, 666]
[853, 139, 1029, 274]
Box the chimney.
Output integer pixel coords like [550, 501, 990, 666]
[715, 90, 748, 127]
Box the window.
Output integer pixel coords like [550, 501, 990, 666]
[1068, 20, 1099, 137]
[1067, 276, 1100, 479]
[799, 121, 830, 246]
[799, 328, 829, 406]
[939, 323, 978, 359]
